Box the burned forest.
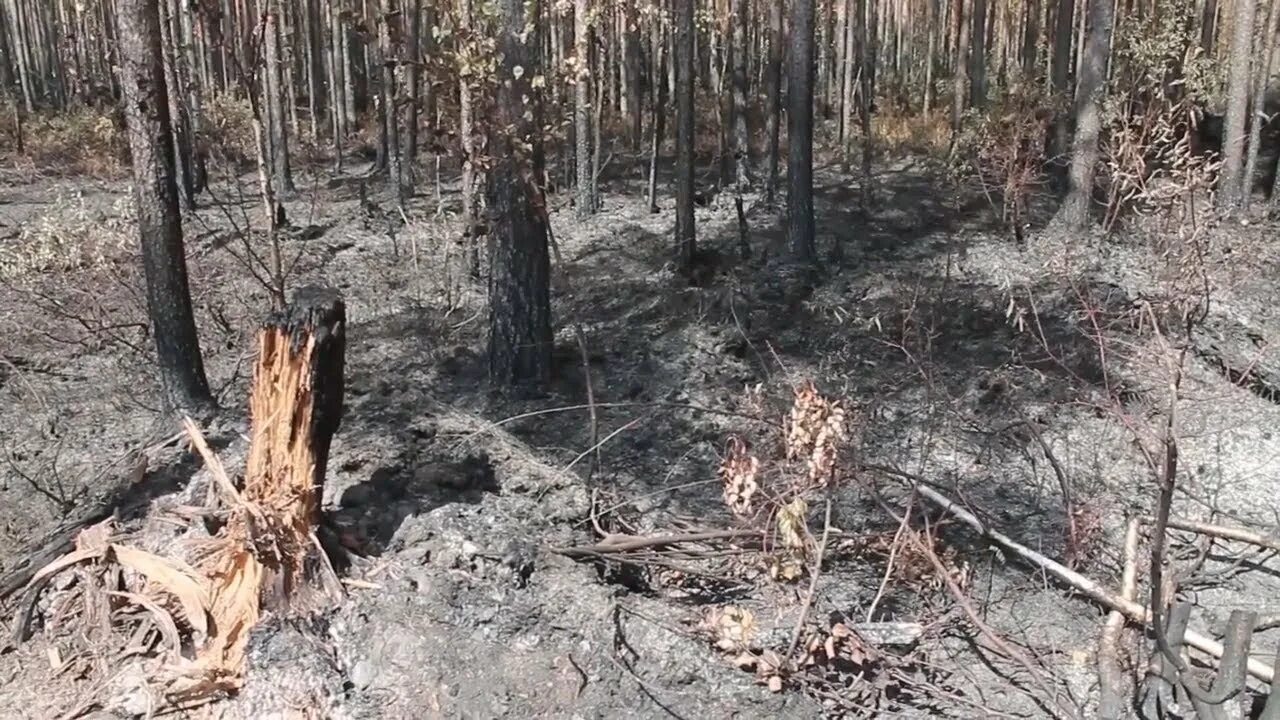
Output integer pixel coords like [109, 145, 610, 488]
[6, 0, 1280, 717]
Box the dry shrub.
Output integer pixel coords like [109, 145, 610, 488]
[716, 380, 855, 582]
[0, 104, 126, 177]
[871, 108, 950, 157]
[950, 85, 1058, 241]
[203, 92, 258, 169]
[0, 191, 136, 280]
[1100, 0, 1220, 233]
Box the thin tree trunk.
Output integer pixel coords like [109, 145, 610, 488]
[1244, 0, 1279, 210]
[730, 0, 751, 188]
[1057, 0, 1115, 227]
[675, 0, 697, 272]
[1219, 0, 1257, 209]
[624, 2, 642, 151]
[1202, 0, 1220, 54]
[380, 0, 405, 204]
[574, 0, 593, 216]
[765, 0, 784, 205]
[406, 0, 421, 164]
[266, 0, 294, 193]
[648, 14, 668, 214]
[951, 0, 970, 137]
[789, 0, 817, 262]
[114, 0, 213, 412]
[969, 0, 987, 107]
[459, 0, 480, 275]
[924, 0, 938, 114]
[1049, 0, 1078, 165]
[841, 0, 857, 158]
[1022, 0, 1041, 78]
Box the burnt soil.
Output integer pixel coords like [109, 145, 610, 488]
[3, 150, 1280, 719]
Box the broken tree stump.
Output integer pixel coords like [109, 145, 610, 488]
[173, 287, 347, 699]
[242, 286, 346, 606]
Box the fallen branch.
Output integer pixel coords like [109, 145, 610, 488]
[1098, 518, 1140, 719]
[872, 466, 1276, 683]
[1145, 515, 1280, 554]
[551, 529, 760, 557]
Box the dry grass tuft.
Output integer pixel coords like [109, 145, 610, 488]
[0, 191, 136, 280]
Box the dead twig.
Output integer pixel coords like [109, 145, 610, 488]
[551, 528, 761, 557]
[1146, 515, 1280, 554]
[1097, 517, 1141, 719]
[785, 498, 833, 663]
[871, 465, 1276, 683]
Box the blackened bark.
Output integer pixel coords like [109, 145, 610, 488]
[1049, 0, 1077, 164]
[406, 0, 421, 163]
[113, 0, 213, 412]
[765, 0, 783, 204]
[951, 0, 970, 137]
[380, 0, 405, 203]
[624, 2, 643, 151]
[788, 0, 816, 262]
[675, 0, 696, 272]
[647, 15, 668, 214]
[1022, 0, 1041, 78]
[488, 0, 553, 386]
[730, 0, 751, 188]
[265, 0, 294, 193]
[574, 0, 593, 217]
[1058, 0, 1114, 227]
[969, 0, 987, 108]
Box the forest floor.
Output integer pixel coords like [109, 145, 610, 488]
[3, 146, 1280, 719]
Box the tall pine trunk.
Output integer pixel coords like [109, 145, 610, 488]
[951, 0, 970, 136]
[1049, 0, 1078, 165]
[574, 0, 594, 216]
[675, 0, 697, 272]
[265, 0, 294, 193]
[488, 0, 553, 386]
[1057, 0, 1114, 227]
[730, 0, 751, 188]
[114, 0, 213, 412]
[788, 0, 817, 262]
[1218, 0, 1256, 209]
[765, 0, 783, 204]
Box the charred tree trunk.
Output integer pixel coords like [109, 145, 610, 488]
[1218, 0, 1256, 210]
[459, 0, 480, 274]
[1057, 0, 1114, 227]
[675, 0, 697, 272]
[729, 0, 751, 188]
[624, 2, 643, 151]
[245, 287, 346, 558]
[647, 15, 668, 214]
[114, 0, 213, 413]
[406, 0, 422, 164]
[1049, 0, 1078, 166]
[765, 0, 783, 204]
[969, 0, 987, 108]
[265, 0, 294, 193]
[1244, 0, 1279, 211]
[488, 0, 553, 386]
[951, 0, 970, 137]
[788, 0, 817, 262]
[574, 0, 594, 216]
[1022, 0, 1041, 78]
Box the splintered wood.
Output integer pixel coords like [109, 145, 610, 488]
[242, 286, 346, 606]
[174, 286, 347, 702]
